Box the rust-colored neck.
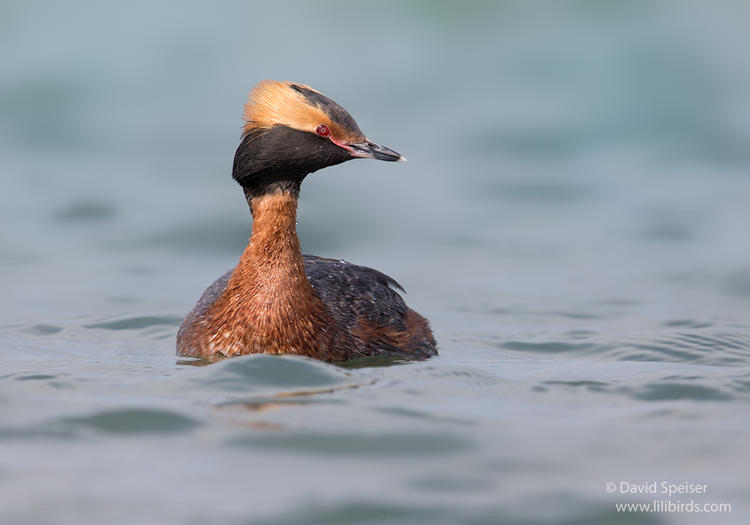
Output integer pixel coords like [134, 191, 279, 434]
[242, 190, 307, 284]
[202, 189, 342, 359]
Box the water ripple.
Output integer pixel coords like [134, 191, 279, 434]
[623, 382, 733, 402]
[228, 431, 471, 457]
[193, 354, 358, 393]
[59, 408, 200, 435]
[241, 500, 666, 525]
[619, 331, 750, 366]
[14, 374, 57, 381]
[0, 408, 200, 441]
[497, 327, 750, 367]
[501, 341, 603, 354]
[84, 315, 183, 330]
[541, 380, 608, 392]
[21, 324, 63, 335]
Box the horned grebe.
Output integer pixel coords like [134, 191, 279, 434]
[177, 81, 436, 361]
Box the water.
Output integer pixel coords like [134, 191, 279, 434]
[2, 1, 749, 523]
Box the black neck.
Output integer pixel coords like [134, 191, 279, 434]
[233, 130, 306, 200]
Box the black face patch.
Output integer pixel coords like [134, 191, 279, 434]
[233, 125, 353, 198]
[289, 84, 363, 136]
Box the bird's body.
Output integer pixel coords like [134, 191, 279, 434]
[177, 81, 436, 361]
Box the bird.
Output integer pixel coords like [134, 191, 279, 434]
[176, 80, 437, 362]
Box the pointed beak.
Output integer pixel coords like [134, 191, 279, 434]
[344, 139, 406, 162]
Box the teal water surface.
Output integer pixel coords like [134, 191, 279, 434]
[2, 1, 750, 524]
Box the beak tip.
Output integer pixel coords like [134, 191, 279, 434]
[347, 138, 405, 162]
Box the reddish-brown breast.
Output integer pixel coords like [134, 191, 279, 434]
[178, 192, 347, 361]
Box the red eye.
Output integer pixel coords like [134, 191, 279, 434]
[316, 124, 331, 137]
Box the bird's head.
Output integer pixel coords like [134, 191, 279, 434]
[233, 80, 404, 198]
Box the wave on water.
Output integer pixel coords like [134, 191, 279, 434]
[495, 323, 750, 367]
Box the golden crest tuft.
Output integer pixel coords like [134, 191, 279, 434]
[243, 80, 333, 135]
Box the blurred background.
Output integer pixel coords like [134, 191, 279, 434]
[2, 0, 750, 324]
[2, 1, 750, 524]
